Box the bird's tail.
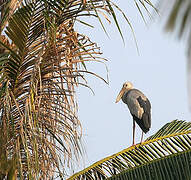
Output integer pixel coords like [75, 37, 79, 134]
[133, 114, 150, 133]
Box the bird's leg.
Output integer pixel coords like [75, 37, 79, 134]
[132, 120, 135, 145]
[140, 131, 144, 144]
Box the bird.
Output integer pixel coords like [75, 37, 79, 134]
[115, 81, 151, 145]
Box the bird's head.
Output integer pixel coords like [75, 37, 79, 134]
[115, 81, 133, 103]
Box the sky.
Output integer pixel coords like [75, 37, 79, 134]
[73, 0, 191, 174]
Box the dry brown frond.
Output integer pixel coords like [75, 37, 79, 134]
[0, 1, 107, 178]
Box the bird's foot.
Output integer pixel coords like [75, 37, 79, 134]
[139, 141, 143, 146]
[131, 143, 138, 149]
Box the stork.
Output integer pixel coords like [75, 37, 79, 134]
[115, 82, 151, 145]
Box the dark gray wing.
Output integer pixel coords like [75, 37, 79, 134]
[123, 89, 151, 133]
[137, 96, 151, 132]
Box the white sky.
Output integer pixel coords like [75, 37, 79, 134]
[73, 0, 191, 175]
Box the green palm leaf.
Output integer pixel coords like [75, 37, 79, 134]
[68, 120, 191, 179]
[109, 150, 191, 180]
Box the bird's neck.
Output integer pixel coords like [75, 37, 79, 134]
[125, 88, 132, 93]
[122, 88, 132, 102]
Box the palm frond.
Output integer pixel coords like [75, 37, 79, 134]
[108, 149, 191, 180]
[68, 120, 191, 179]
[163, 0, 189, 38]
[0, 1, 106, 178]
[161, 0, 191, 112]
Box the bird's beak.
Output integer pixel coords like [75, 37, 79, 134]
[115, 87, 125, 103]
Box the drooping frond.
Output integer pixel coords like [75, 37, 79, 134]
[0, 0, 107, 178]
[68, 120, 191, 179]
[161, 0, 191, 110]
[163, 0, 190, 39]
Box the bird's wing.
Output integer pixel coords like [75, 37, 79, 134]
[125, 89, 151, 132]
[124, 89, 146, 117]
[137, 95, 151, 129]
[137, 96, 151, 114]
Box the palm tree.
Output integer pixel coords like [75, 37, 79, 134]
[0, 0, 154, 179]
[68, 120, 191, 179]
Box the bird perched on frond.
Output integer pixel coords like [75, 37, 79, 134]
[115, 82, 151, 145]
